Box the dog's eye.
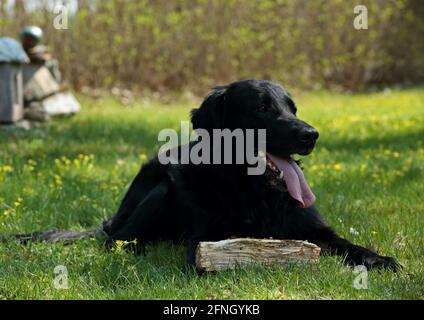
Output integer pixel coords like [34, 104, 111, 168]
[256, 106, 266, 113]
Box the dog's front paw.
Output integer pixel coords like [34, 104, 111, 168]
[351, 253, 402, 272]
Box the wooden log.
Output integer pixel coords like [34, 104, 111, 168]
[195, 238, 321, 272]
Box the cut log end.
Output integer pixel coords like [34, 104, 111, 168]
[195, 238, 321, 272]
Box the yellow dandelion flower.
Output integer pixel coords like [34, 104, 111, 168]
[139, 154, 148, 162]
[309, 165, 319, 171]
[3, 210, 10, 217]
[2, 165, 13, 173]
[393, 152, 400, 158]
[334, 163, 343, 170]
[54, 175, 63, 186]
[115, 240, 125, 247]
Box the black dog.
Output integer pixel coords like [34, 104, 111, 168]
[103, 80, 399, 271]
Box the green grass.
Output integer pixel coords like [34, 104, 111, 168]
[0, 88, 423, 299]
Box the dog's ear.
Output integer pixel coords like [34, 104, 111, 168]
[191, 86, 227, 131]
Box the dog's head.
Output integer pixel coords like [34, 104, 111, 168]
[191, 79, 319, 158]
[191, 79, 318, 207]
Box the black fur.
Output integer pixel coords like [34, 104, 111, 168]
[103, 80, 400, 271]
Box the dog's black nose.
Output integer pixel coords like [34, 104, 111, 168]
[299, 127, 319, 142]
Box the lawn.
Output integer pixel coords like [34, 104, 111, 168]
[0, 88, 423, 299]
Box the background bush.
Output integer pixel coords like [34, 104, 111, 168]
[1, 0, 423, 93]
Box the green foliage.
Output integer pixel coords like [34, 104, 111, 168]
[0, 88, 424, 299]
[1, 0, 423, 92]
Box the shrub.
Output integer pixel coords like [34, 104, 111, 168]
[1, 0, 423, 92]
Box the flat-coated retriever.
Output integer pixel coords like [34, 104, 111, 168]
[102, 79, 400, 271]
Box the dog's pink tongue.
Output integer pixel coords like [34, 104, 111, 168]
[267, 153, 316, 208]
